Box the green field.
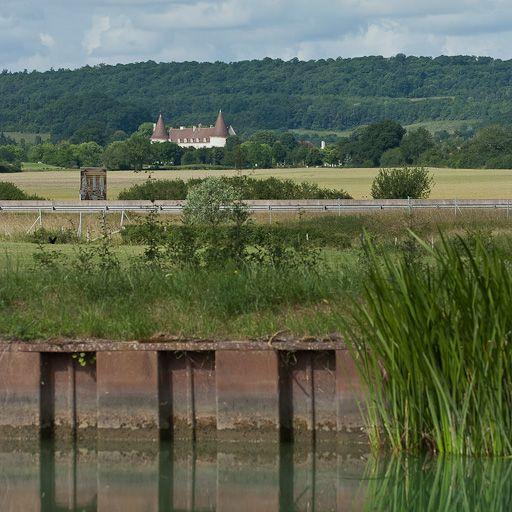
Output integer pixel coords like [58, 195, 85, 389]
[292, 120, 479, 139]
[404, 119, 479, 133]
[1, 167, 511, 200]
[21, 161, 64, 171]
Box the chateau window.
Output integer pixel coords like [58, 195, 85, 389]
[203, 138, 207, 142]
[184, 138, 188, 143]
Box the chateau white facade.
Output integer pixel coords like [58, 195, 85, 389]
[150, 111, 236, 149]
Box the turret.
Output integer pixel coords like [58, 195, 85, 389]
[213, 110, 229, 138]
[151, 113, 168, 142]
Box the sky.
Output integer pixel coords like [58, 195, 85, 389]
[2, 0, 512, 71]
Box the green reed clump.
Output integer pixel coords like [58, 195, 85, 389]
[347, 233, 512, 456]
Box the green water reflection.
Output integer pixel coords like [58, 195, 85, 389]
[0, 440, 511, 511]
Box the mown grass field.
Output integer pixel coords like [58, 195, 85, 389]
[2, 167, 512, 200]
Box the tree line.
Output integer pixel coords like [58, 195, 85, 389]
[4, 56, 512, 140]
[4, 119, 512, 171]
[0, 128, 325, 170]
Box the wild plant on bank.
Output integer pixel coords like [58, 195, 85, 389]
[347, 233, 512, 456]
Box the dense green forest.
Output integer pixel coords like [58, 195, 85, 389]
[3, 56, 512, 140]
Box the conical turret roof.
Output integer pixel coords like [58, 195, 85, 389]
[213, 110, 229, 137]
[151, 114, 168, 141]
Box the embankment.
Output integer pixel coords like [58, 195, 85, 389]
[0, 339, 365, 441]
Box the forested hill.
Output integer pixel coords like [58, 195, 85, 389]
[3, 55, 512, 141]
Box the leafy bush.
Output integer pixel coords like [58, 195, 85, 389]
[118, 176, 351, 200]
[0, 162, 21, 173]
[371, 166, 433, 199]
[163, 224, 320, 268]
[121, 219, 353, 249]
[119, 179, 189, 200]
[127, 178, 322, 269]
[0, 182, 43, 200]
[183, 178, 248, 227]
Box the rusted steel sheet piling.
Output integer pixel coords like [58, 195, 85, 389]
[0, 341, 365, 440]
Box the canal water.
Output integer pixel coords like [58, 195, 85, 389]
[1, 440, 511, 511]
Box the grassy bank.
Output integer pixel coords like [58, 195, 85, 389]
[0, 210, 512, 343]
[0, 253, 358, 340]
[1, 167, 512, 199]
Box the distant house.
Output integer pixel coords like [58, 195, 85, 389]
[150, 111, 236, 148]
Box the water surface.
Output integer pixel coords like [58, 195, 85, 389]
[0, 440, 511, 511]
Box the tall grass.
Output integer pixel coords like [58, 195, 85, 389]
[347, 234, 512, 456]
[0, 258, 354, 340]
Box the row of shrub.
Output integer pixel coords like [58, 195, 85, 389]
[118, 176, 351, 200]
[0, 162, 21, 173]
[121, 219, 353, 250]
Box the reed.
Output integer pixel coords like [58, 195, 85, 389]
[347, 233, 512, 455]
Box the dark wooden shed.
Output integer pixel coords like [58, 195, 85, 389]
[80, 168, 107, 200]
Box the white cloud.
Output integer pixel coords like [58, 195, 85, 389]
[39, 33, 55, 48]
[2, 1, 512, 71]
[82, 15, 111, 55]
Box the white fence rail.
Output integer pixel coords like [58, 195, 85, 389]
[0, 199, 512, 214]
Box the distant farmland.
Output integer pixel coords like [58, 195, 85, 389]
[1, 167, 511, 200]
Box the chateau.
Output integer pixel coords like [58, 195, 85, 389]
[150, 111, 236, 148]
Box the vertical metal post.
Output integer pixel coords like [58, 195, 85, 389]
[38, 209, 42, 228]
[269, 205, 272, 225]
[77, 212, 82, 238]
[120, 210, 125, 228]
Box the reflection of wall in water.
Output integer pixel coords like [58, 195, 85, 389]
[0, 442, 369, 512]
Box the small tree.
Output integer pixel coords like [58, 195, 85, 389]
[183, 177, 248, 227]
[126, 134, 151, 171]
[371, 167, 433, 199]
